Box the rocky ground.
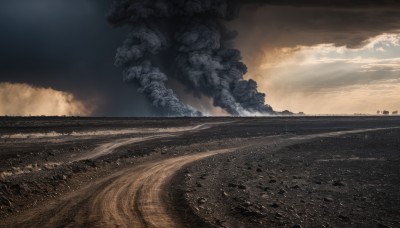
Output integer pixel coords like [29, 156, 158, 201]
[0, 117, 399, 227]
[181, 128, 400, 227]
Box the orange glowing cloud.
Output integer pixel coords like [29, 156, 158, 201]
[0, 82, 92, 116]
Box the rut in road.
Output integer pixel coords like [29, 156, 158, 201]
[3, 149, 233, 228]
[3, 127, 395, 228]
[71, 121, 233, 162]
[88, 149, 232, 228]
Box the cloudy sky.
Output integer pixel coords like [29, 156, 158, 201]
[232, 3, 400, 114]
[0, 0, 399, 116]
[0, 0, 158, 116]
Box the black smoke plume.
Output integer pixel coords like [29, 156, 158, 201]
[108, 0, 274, 116]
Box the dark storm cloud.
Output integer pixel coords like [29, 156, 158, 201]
[0, 0, 159, 116]
[241, 0, 400, 8]
[230, 2, 400, 68]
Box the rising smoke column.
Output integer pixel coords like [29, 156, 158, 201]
[108, 0, 274, 116]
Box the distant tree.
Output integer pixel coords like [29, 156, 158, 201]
[382, 110, 390, 115]
[377, 110, 380, 115]
[393, 111, 398, 115]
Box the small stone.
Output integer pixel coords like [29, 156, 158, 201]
[270, 203, 279, 208]
[377, 223, 390, 228]
[238, 184, 247, 190]
[261, 194, 269, 198]
[292, 225, 302, 228]
[278, 189, 286, 195]
[228, 183, 237, 188]
[333, 180, 346, 187]
[53, 174, 67, 181]
[256, 168, 262, 172]
[324, 197, 333, 202]
[0, 196, 12, 207]
[197, 197, 207, 204]
[243, 201, 252, 207]
[338, 214, 351, 222]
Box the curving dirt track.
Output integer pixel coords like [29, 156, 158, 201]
[2, 127, 397, 228]
[2, 149, 234, 228]
[71, 122, 232, 162]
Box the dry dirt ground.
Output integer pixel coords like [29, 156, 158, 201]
[0, 117, 399, 227]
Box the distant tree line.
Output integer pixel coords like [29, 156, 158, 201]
[377, 110, 398, 115]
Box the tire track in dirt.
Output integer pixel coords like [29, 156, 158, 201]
[3, 127, 396, 228]
[71, 121, 233, 162]
[2, 149, 234, 228]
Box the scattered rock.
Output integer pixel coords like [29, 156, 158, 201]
[338, 214, 351, 222]
[238, 184, 247, 190]
[53, 174, 67, 181]
[198, 197, 207, 204]
[333, 180, 346, 187]
[242, 201, 252, 207]
[291, 185, 301, 189]
[84, 159, 97, 168]
[234, 205, 267, 218]
[261, 193, 269, 198]
[324, 197, 333, 202]
[270, 202, 279, 208]
[377, 223, 390, 228]
[278, 189, 286, 195]
[48, 151, 55, 156]
[10, 183, 31, 195]
[0, 196, 12, 207]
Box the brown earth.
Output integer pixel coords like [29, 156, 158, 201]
[0, 117, 399, 227]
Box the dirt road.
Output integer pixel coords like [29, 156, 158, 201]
[2, 127, 395, 228]
[3, 149, 234, 228]
[72, 121, 233, 161]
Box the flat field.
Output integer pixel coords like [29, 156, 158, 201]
[0, 117, 399, 227]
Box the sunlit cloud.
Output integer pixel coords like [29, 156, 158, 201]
[0, 82, 93, 116]
[248, 33, 400, 114]
[363, 33, 400, 50]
